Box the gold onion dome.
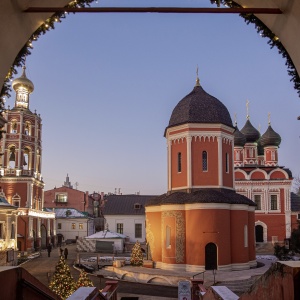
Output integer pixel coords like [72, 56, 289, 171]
[12, 66, 34, 93]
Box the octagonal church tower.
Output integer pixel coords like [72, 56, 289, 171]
[145, 76, 256, 272]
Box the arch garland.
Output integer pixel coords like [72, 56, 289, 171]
[1, 0, 299, 111]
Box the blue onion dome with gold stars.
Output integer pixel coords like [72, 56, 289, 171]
[260, 124, 281, 147]
[165, 76, 233, 135]
[240, 119, 260, 143]
[233, 124, 246, 147]
[12, 66, 34, 93]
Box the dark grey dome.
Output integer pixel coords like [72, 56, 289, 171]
[240, 119, 260, 143]
[165, 85, 233, 135]
[260, 125, 281, 147]
[233, 126, 246, 147]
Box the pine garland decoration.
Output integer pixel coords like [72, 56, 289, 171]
[210, 0, 300, 96]
[76, 270, 94, 289]
[0, 0, 94, 103]
[49, 256, 77, 300]
[130, 241, 144, 266]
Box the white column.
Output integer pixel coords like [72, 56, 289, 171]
[29, 217, 33, 238]
[6, 215, 11, 244]
[53, 218, 56, 236]
[167, 139, 172, 191]
[37, 218, 41, 238]
[217, 136, 223, 187]
[18, 112, 23, 169]
[47, 218, 51, 236]
[187, 136, 192, 190]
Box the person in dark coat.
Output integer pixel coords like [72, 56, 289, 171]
[47, 244, 52, 257]
[59, 247, 63, 256]
[64, 247, 68, 260]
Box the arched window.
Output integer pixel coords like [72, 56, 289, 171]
[202, 151, 208, 171]
[25, 122, 31, 135]
[12, 194, 21, 207]
[177, 152, 181, 172]
[23, 147, 30, 170]
[9, 146, 16, 169]
[236, 151, 240, 161]
[11, 122, 17, 133]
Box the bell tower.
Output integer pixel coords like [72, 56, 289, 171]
[0, 67, 55, 251]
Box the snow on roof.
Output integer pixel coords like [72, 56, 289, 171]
[44, 208, 88, 218]
[85, 230, 127, 239]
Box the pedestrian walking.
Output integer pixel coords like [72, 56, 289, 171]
[64, 247, 68, 260]
[47, 244, 52, 257]
[60, 247, 63, 256]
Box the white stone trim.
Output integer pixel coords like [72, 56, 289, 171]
[231, 262, 251, 271]
[146, 202, 252, 212]
[217, 136, 223, 186]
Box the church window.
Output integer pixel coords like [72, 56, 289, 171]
[177, 152, 182, 172]
[225, 153, 229, 173]
[236, 151, 240, 161]
[12, 194, 21, 207]
[58, 223, 62, 230]
[297, 214, 300, 220]
[72, 223, 76, 229]
[202, 151, 208, 171]
[244, 225, 248, 247]
[25, 122, 31, 135]
[271, 151, 275, 161]
[135, 223, 142, 238]
[79, 223, 83, 230]
[254, 195, 261, 210]
[166, 226, 171, 248]
[270, 195, 278, 210]
[9, 146, 16, 169]
[117, 223, 123, 234]
[23, 148, 30, 170]
[11, 122, 17, 133]
[249, 148, 253, 158]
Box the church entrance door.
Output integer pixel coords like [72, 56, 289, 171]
[255, 225, 264, 242]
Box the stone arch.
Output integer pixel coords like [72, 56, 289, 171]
[255, 221, 267, 243]
[205, 242, 218, 270]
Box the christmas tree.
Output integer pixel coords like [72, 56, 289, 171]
[76, 270, 94, 289]
[130, 240, 144, 266]
[49, 256, 76, 299]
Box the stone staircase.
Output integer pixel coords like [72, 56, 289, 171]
[215, 275, 260, 296]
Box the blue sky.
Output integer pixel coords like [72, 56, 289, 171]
[9, 1, 300, 194]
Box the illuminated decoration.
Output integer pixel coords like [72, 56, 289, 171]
[0, 0, 94, 102]
[49, 256, 77, 299]
[1, 0, 299, 102]
[210, 0, 300, 96]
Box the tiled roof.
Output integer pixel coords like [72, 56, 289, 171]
[103, 195, 156, 215]
[291, 192, 300, 212]
[44, 207, 88, 218]
[165, 85, 233, 135]
[145, 188, 256, 207]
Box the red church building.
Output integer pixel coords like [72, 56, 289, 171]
[145, 77, 256, 272]
[0, 67, 55, 251]
[234, 112, 295, 245]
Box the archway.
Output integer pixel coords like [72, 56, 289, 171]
[1, 1, 300, 99]
[205, 242, 218, 270]
[255, 225, 264, 243]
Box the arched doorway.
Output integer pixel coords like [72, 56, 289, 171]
[255, 225, 264, 242]
[205, 242, 217, 270]
[41, 224, 47, 249]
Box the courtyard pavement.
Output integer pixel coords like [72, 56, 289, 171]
[22, 244, 276, 300]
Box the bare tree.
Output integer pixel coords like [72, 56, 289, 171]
[292, 175, 300, 195]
